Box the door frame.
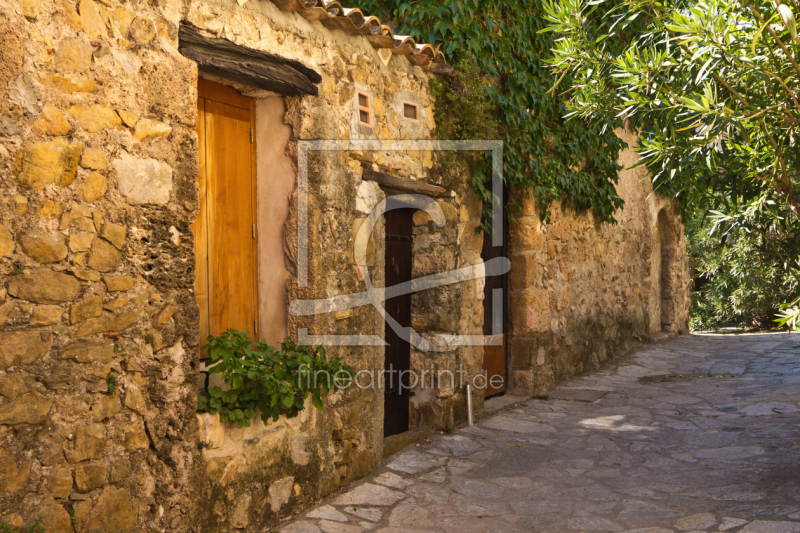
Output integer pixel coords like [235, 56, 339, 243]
[195, 77, 260, 349]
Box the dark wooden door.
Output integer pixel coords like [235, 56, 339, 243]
[481, 203, 508, 397]
[384, 207, 413, 437]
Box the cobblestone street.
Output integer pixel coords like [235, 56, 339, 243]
[278, 333, 800, 533]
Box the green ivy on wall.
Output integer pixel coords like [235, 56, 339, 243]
[360, 0, 628, 223]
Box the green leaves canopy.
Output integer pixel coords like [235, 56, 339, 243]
[359, 0, 628, 223]
[541, 0, 800, 223]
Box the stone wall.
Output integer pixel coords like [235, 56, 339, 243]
[0, 0, 202, 528]
[508, 128, 691, 396]
[0, 0, 484, 529]
[0, 0, 690, 529]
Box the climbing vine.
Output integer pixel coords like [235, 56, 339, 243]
[428, 59, 499, 144]
[360, 0, 628, 223]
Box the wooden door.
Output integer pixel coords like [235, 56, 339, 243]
[195, 78, 258, 349]
[384, 207, 413, 437]
[481, 203, 507, 397]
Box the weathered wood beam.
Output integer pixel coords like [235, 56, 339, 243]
[179, 23, 322, 97]
[362, 168, 448, 198]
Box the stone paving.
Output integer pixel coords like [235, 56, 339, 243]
[277, 333, 800, 533]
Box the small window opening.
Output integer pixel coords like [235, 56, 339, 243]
[403, 102, 419, 121]
[357, 91, 372, 126]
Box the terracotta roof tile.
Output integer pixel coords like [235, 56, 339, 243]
[269, 0, 455, 75]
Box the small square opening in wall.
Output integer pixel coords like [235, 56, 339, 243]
[403, 102, 419, 121]
[357, 91, 372, 126]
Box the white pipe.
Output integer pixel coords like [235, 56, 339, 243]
[465, 384, 473, 426]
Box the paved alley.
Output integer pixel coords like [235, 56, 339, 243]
[278, 333, 800, 533]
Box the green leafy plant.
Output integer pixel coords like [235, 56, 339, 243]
[776, 297, 800, 330]
[542, 0, 800, 222]
[427, 58, 503, 232]
[196, 330, 355, 428]
[27, 514, 46, 533]
[428, 59, 499, 144]
[197, 440, 215, 450]
[1, 515, 50, 533]
[0, 520, 30, 533]
[687, 198, 799, 330]
[106, 373, 117, 395]
[113, 342, 121, 353]
[358, 0, 627, 224]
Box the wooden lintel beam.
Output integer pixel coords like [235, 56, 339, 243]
[362, 168, 448, 198]
[179, 23, 321, 97]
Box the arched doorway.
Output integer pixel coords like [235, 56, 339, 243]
[657, 210, 678, 332]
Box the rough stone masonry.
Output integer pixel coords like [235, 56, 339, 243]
[507, 127, 691, 396]
[0, 0, 690, 531]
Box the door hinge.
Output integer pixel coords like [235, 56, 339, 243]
[252, 224, 256, 239]
[250, 128, 254, 144]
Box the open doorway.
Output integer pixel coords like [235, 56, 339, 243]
[658, 210, 678, 332]
[383, 205, 414, 437]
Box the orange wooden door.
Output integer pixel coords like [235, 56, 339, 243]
[483, 343, 506, 396]
[195, 79, 258, 348]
